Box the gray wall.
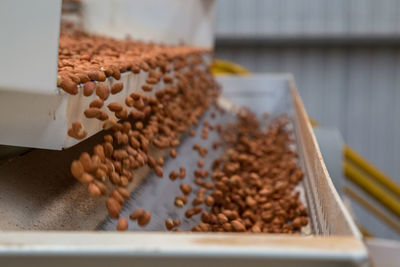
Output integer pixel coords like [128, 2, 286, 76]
[214, 0, 400, 183]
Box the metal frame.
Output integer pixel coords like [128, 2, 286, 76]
[0, 75, 368, 266]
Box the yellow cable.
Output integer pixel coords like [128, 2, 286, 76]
[344, 161, 400, 219]
[211, 59, 251, 75]
[343, 186, 400, 234]
[344, 145, 400, 199]
[309, 117, 320, 127]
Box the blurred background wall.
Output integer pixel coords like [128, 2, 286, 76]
[214, 0, 400, 184]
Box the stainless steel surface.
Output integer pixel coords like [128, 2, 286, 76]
[100, 106, 237, 231]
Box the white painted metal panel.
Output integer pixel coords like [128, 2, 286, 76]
[0, 0, 61, 94]
[82, 0, 216, 48]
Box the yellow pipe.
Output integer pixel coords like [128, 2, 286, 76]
[211, 59, 251, 76]
[344, 145, 400, 199]
[343, 186, 400, 234]
[344, 161, 400, 219]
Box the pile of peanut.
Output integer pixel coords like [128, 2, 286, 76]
[63, 30, 308, 233]
[188, 112, 308, 233]
[58, 29, 207, 95]
[63, 30, 217, 229]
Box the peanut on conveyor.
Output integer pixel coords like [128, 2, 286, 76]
[61, 29, 308, 233]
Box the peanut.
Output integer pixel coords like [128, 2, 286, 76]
[68, 122, 87, 140]
[169, 170, 179, 181]
[117, 218, 129, 231]
[179, 167, 186, 179]
[141, 84, 152, 92]
[170, 149, 177, 158]
[165, 219, 174, 230]
[88, 182, 101, 197]
[89, 98, 104, 108]
[59, 76, 78, 95]
[83, 81, 95, 96]
[71, 160, 84, 180]
[79, 152, 93, 172]
[154, 166, 163, 177]
[204, 196, 214, 206]
[111, 189, 124, 205]
[111, 82, 123, 94]
[180, 184, 192, 195]
[117, 187, 130, 199]
[138, 211, 151, 226]
[106, 197, 121, 219]
[231, 220, 246, 232]
[96, 84, 110, 100]
[156, 157, 164, 166]
[130, 209, 145, 220]
[108, 102, 123, 112]
[84, 108, 101, 118]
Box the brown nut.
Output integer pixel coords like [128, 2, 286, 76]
[197, 160, 204, 168]
[217, 213, 228, 225]
[193, 206, 203, 215]
[192, 196, 203, 206]
[154, 166, 163, 177]
[116, 108, 128, 119]
[94, 180, 107, 195]
[88, 182, 102, 197]
[174, 195, 187, 207]
[110, 172, 121, 185]
[169, 170, 179, 181]
[117, 218, 129, 231]
[170, 149, 177, 158]
[83, 81, 96, 96]
[137, 211, 151, 226]
[103, 142, 114, 158]
[185, 209, 195, 218]
[180, 184, 192, 195]
[95, 168, 107, 181]
[204, 196, 215, 206]
[93, 144, 106, 162]
[146, 77, 158, 84]
[96, 84, 110, 100]
[120, 175, 129, 187]
[163, 75, 173, 84]
[79, 152, 93, 172]
[71, 160, 84, 180]
[106, 197, 121, 219]
[141, 84, 152, 92]
[59, 76, 78, 95]
[231, 220, 246, 232]
[156, 157, 164, 166]
[97, 111, 109, 121]
[103, 119, 118, 130]
[130, 209, 145, 220]
[129, 110, 145, 120]
[84, 108, 101, 118]
[89, 98, 104, 108]
[165, 219, 174, 230]
[111, 189, 125, 205]
[108, 102, 123, 112]
[179, 167, 186, 179]
[117, 187, 130, 199]
[111, 82, 124, 94]
[68, 122, 87, 140]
